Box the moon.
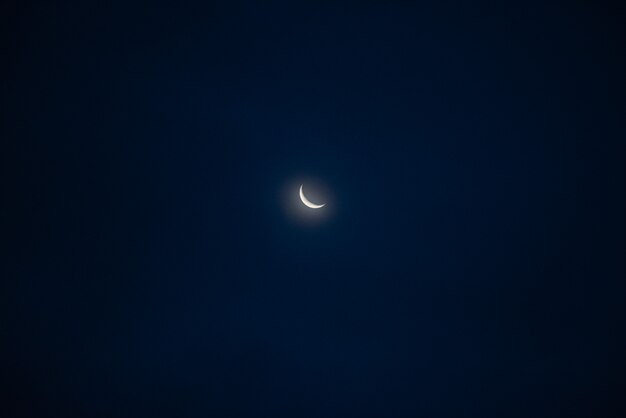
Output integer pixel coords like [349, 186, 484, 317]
[299, 185, 326, 209]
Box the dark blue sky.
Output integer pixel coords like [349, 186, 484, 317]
[2, 1, 625, 417]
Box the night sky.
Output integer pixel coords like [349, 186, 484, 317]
[2, 1, 625, 417]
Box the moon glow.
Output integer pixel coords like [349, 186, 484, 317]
[299, 185, 326, 209]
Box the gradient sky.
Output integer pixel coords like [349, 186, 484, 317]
[2, 1, 625, 417]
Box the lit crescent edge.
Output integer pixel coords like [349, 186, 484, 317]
[299, 185, 326, 209]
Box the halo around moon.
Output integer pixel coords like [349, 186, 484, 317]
[299, 185, 326, 209]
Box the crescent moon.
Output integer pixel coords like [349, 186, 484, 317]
[299, 185, 326, 209]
